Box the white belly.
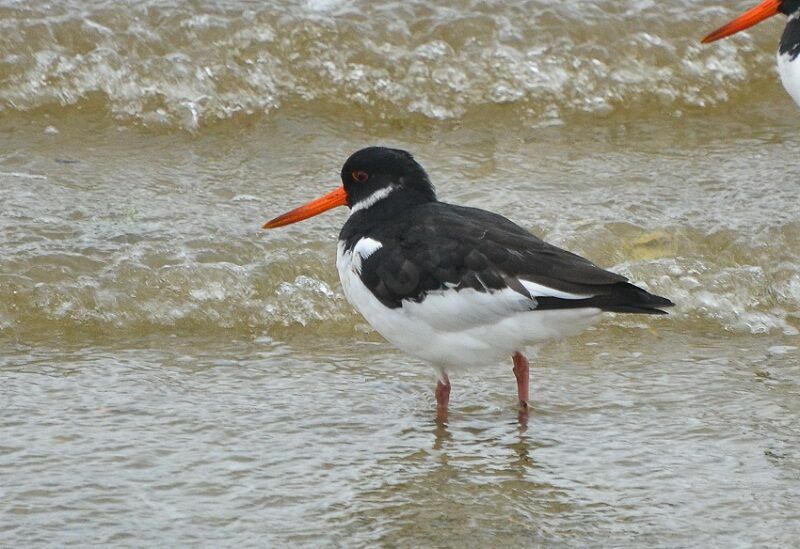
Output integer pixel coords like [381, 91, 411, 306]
[777, 51, 800, 108]
[336, 241, 602, 370]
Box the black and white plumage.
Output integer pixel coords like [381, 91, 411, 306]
[334, 148, 671, 369]
[703, 0, 800, 108]
[265, 147, 673, 415]
[779, 13, 800, 105]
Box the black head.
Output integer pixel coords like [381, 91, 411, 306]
[340, 147, 436, 211]
[781, 0, 800, 15]
[263, 147, 436, 230]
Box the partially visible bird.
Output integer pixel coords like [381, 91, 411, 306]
[702, 0, 800, 108]
[264, 147, 673, 419]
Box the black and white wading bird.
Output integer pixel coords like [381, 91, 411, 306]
[702, 0, 800, 108]
[264, 147, 673, 419]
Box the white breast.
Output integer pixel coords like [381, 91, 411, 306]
[777, 51, 800, 108]
[336, 239, 602, 370]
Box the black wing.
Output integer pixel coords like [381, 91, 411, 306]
[357, 202, 673, 314]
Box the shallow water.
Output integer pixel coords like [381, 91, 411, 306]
[2, 0, 800, 547]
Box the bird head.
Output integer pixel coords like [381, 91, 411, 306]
[263, 147, 435, 229]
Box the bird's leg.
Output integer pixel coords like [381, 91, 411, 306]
[435, 372, 451, 422]
[435, 373, 451, 408]
[512, 352, 529, 410]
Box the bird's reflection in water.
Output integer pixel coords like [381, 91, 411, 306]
[518, 407, 529, 432]
[432, 416, 453, 451]
[508, 429, 534, 474]
[430, 405, 535, 466]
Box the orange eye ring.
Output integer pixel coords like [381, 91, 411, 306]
[352, 170, 369, 183]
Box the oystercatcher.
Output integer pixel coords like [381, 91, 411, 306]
[702, 0, 800, 108]
[264, 147, 673, 417]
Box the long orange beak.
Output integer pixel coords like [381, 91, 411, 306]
[263, 186, 348, 229]
[702, 0, 782, 43]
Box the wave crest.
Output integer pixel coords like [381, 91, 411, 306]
[0, 1, 781, 130]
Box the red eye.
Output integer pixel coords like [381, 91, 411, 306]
[352, 170, 369, 183]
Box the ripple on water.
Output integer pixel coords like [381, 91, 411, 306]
[0, 0, 787, 130]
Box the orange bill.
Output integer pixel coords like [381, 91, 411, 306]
[701, 0, 782, 43]
[263, 186, 348, 229]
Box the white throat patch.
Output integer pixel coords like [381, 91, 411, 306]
[349, 186, 397, 215]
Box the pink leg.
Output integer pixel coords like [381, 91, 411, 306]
[435, 373, 451, 408]
[512, 352, 529, 410]
[435, 373, 451, 422]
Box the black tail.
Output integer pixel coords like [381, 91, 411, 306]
[535, 282, 674, 315]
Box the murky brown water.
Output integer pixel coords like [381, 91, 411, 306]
[2, 1, 800, 546]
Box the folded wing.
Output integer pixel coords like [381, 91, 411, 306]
[357, 203, 673, 331]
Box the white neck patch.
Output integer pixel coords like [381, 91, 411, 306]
[349, 186, 397, 215]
